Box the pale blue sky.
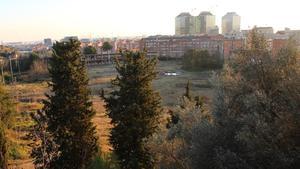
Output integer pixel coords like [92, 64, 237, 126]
[1, 0, 300, 42]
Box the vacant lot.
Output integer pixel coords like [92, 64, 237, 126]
[88, 60, 215, 106]
[9, 60, 215, 168]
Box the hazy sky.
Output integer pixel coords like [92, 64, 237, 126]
[1, 0, 300, 42]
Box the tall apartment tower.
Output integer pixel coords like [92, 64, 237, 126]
[175, 12, 195, 35]
[197, 11, 216, 34]
[44, 38, 53, 47]
[222, 12, 241, 35]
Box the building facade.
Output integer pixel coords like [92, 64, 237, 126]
[223, 38, 244, 59]
[223, 36, 288, 59]
[222, 12, 241, 35]
[43, 38, 52, 47]
[254, 27, 274, 39]
[277, 28, 300, 48]
[175, 11, 218, 35]
[198, 11, 216, 34]
[175, 13, 195, 35]
[141, 35, 224, 58]
[115, 39, 141, 51]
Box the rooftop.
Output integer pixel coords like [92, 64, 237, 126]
[199, 11, 213, 16]
[177, 12, 192, 17]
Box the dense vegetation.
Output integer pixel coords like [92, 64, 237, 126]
[103, 51, 162, 169]
[0, 84, 15, 169]
[30, 40, 98, 169]
[154, 30, 300, 169]
[182, 49, 223, 71]
[1, 30, 299, 169]
[189, 31, 300, 169]
[84, 46, 97, 55]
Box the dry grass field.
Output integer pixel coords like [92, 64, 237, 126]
[8, 60, 215, 169]
[88, 60, 215, 106]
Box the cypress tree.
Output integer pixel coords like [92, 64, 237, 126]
[104, 51, 162, 169]
[37, 40, 98, 169]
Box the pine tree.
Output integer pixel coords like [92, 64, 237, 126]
[104, 51, 162, 169]
[33, 39, 98, 169]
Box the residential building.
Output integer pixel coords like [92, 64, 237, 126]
[223, 37, 288, 59]
[254, 27, 274, 39]
[209, 26, 220, 35]
[272, 39, 288, 56]
[222, 12, 241, 35]
[277, 28, 300, 47]
[43, 38, 52, 47]
[140, 35, 224, 59]
[197, 11, 216, 34]
[223, 38, 244, 59]
[116, 39, 141, 51]
[175, 13, 195, 35]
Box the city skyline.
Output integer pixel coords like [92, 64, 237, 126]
[1, 0, 300, 42]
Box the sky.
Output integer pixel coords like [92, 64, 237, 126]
[1, 0, 300, 42]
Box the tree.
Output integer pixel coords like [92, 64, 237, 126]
[0, 84, 15, 169]
[83, 46, 97, 55]
[190, 29, 300, 169]
[29, 110, 58, 169]
[101, 42, 113, 53]
[182, 49, 223, 71]
[32, 39, 98, 169]
[103, 51, 162, 169]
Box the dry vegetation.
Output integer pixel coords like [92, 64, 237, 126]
[8, 60, 214, 168]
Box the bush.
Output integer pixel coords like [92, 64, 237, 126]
[88, 153, 119, 169]
[150, 96, 211, 169]
[189, 29, 300, 169]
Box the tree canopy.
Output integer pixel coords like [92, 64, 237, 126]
[83, 46, 97, 55]
[103, 51, 162, 169]
[190, 29, 300, 169]
[182, 49, 223, 71]
[101, 42, 113, 52]
[31, 39, 98, 169]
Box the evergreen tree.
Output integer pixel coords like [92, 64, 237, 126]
[33, 39, 98, 169]
[104, 51, 162, 169]
[83, 46, 97, 55]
